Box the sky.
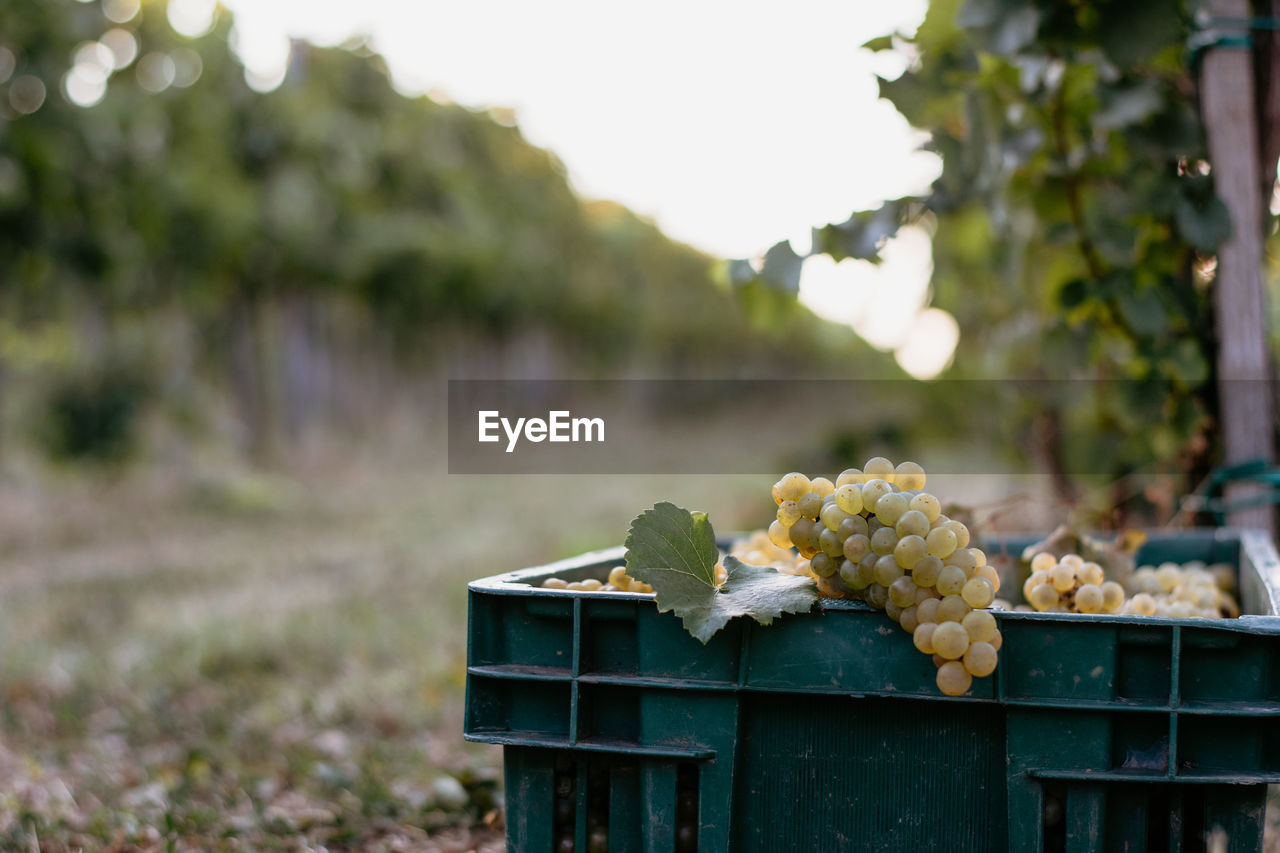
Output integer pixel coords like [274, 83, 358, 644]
[171, 0, 955, 376]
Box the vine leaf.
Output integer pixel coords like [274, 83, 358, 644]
[624, 502, 818, 644]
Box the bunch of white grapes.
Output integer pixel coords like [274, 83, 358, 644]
[1122, 561, 1238, 618]
[769, 457, 1002, 696]
[541, 566, 654, 593]
[1021, 552, 1127, 614]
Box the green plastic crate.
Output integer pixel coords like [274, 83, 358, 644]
[465, 529, 1280, 852]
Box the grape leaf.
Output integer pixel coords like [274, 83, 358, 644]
[624, 502, 818, 644]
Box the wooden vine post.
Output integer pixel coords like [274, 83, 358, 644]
[1199, 0, 1276, 533]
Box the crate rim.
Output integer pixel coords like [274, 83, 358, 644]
[468, 528, 1280, 627]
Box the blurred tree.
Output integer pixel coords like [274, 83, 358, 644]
[0, 0, 891, 463]
[736, 0, 1277, 524]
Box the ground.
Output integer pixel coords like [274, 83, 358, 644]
[0, 429, 768, 851]
[0, 429, 1274, 850]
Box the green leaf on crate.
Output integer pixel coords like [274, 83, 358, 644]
[625, 501, 719, 587]
[625, 502, 818, 644]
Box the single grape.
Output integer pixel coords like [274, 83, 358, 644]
[836, 467, 866, 486]
[789, 518, 818, 557]
[875, 492, 909, 527]
[909, 492, 942, 523]
[840, 558, 872, 591]
[884, 598, 904, 622]
[975, 564, 1001, 592]
[1099, 581, 1125, 613]
[871, 527, 900, 556]
[989, 628, 1003, 651]
[817, 530, 843, 559]
[771, 482, 783, 505]
[820, 502, 851, 532]
[932, 621, 970, 659]
[889, 575, 918, 608]
[917, 597, 941, 624]
[937, 594, 971, 623]
[1049, 563, 1076, 593]
[1210, 563, 1236, 592]
[861, 478, 893, 509]
[810, 552, 837, 578]
[1059, 554, 1084, 570]
[1030, 552, 1057, 573]
[843, 533, 871, 562]
[950, 548, 979, 573]
[542, 577, 569, 589]
[767, 519, 793, 550]
[961, 609, 997, 643]
[1075, 583, 1103, 613]
[894, 534, 927, 569]
[608, 566, 630, 588]
[943, 520, 971, 548]
[1194, 588, 1219, 610]
[777, 472, 811, 502]
[915, 585, 939, 604]
[777, 500, 802, 527]
[1128, 566, 1155, 594]
[815, 573, 845, 598]
[810, 476, 835, 498]
[864, 583, 889, 609]
[937, 661, 973, 696]
[874, 554, 904, 587]
[899, 605, 920, 634]
[925, 527, 957, 559]
[837, 514, 869, 540]
[961, 577, 995, 608]
[894, 461, 926, 490]
[912, 555, 944, 588]
[867, 516, 885, 535]
[962, 641, 998, 677]
[1156, 564, 1181, 592]
[1028, 583, 1059, 612]
[895, 509, 931, 538]
[796, 492, 823, 519]
[834, 484, 864, 515]
[864, 456, 895, 482]
[579, 579, 603, 591]
[854, 554, 878, 588]
[913, 622, 937, 654]
[937, 565, 967, 596]
[1077, 562, 1104, 587]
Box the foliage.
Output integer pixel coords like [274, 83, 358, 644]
[625, 502, 817, 643]
[38, 359, 150, 463]
[0, 0, 889, 462]
[738, 0, 1226, 505]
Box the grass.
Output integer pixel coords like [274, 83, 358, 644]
[0, 434, 767, 851]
